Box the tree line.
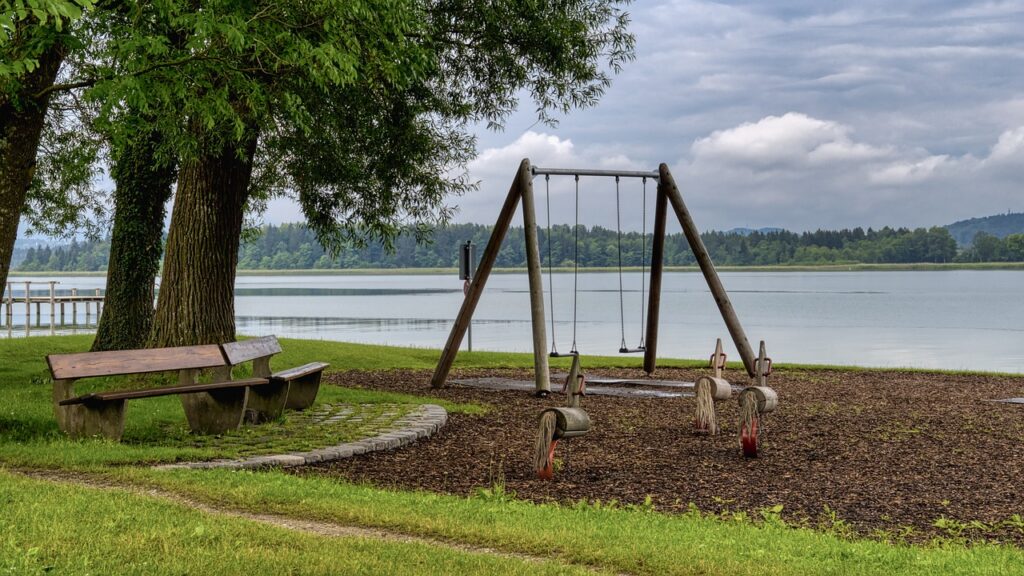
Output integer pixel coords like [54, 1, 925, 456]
[17, 222, 982, 272]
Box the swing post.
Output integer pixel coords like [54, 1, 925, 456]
[432, 159, 533, 388]
[643, 182, 668, 374]
[520, 160, 553, 393]
[659, 164, 757, 378]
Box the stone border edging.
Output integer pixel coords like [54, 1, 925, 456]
[155, 404, 448, 470]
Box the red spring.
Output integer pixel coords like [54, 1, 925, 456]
[740, 417, 760, 458]
[537, 439, 559, 480]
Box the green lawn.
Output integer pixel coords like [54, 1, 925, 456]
[2, 334, 1023, 574]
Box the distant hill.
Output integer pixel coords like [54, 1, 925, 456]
[945, 212, 1024, 246]
[726, 227, 785, 236]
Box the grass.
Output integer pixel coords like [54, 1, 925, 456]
[94, 468, 1024, 576]
[0, 335, 478, 469]
[0, 470, 589, 576]
[3, 335, 1024, 574]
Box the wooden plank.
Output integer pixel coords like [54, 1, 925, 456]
[659, 164, 757, 378]
[643, 185, 668, 374]
[59, 377, 270, 405]
[47, 345, 227, 380]
[221, 336, 282, 365]
[271, 362, 329, 382]
[431, 160, 526, 388]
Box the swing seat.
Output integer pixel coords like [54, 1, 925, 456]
[618, 346, 645, 354]
[549, 351, 578, 358]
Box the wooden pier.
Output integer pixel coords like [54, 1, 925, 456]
[3, 281, 105, 335]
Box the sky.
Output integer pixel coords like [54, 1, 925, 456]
[437, 0, 1024, 233]
[22, 1, 1024, 239]
[314, 0, 1019, 236]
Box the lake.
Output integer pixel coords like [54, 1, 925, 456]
[4, 270, 1024, 373]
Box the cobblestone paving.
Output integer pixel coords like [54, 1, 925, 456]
[156, 403, 447, 470]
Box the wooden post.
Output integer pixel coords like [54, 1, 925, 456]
[5, 282, 11, 327]
[431, 160, 527, 388]
[24, 281, 31, 329]
[60, 301, 65, 325]
[660, 164, 757, 378]
[643, 184, 668, 374]
[48, 282, 56, 335]
[519, 160, 551, 394]
[71, 288, 77, 325]
[95, 288, 102, 319]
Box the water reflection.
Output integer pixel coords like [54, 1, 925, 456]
[4, 270, 1024, 374]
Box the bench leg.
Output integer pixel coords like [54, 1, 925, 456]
[244, 381, 289, 424]
[284, 372, 323, 411]
[180, 388, 246, 435]
[52, 380, 126, 440]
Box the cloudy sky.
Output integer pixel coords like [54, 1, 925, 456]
[435, 0, 1024, 233]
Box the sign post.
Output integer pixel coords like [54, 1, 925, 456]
[459, 241, 476, 351]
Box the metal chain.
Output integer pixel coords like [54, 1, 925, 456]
[544, 175, 558, 355]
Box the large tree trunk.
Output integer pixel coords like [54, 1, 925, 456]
[0, 43, 65, 295]
[149, 133, 258, 347]
[91, 130, 176, 351]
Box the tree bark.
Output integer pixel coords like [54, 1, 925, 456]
[0, 42, 66, 295]
[149, 132, 258, 347]
[91, 129, 176, 351]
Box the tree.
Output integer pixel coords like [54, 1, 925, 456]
[0, 0, 92, 293]
[84, 0, 634, 346]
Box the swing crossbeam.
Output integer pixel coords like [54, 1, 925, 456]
[530, 167, 659, 180]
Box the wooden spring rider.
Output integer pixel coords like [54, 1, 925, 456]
[535, 353, 590, 480]
[694, 338, 732, 435]
[738, 341, 778, 457]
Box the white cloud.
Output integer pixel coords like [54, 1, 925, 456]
[691, 113, 890, 168]
[987, 126, 1024, 163]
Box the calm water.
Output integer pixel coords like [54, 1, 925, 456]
[5, 270, 1024, 373]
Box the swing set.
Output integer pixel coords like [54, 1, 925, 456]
[542, 172, 649, 357]
[431, 158, 762, 393]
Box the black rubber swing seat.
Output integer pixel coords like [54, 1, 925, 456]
[619, 346, 646, 354]
[550, 351, 579, 358]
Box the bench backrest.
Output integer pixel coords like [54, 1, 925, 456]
[47, 345, 227, 381]
[220, 336, 281, 365]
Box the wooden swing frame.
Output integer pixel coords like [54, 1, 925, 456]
[430, 158, 758, 391]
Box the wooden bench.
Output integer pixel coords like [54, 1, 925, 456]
[47, 345, 272, 440]
[220, 336, 329, 414]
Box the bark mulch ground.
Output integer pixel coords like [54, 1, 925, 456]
[298, 367, 1024, 544]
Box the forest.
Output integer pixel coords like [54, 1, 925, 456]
[15, 221, 1001, 272]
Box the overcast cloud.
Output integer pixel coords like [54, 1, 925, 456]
[451, 0, 1024, 232]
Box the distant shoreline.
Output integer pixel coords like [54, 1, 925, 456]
[9, 261, 1024, 278]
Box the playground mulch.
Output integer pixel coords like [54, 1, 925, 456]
[301, 367, 1024, 544]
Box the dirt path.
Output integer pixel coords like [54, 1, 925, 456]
[13, 469, 623, 575]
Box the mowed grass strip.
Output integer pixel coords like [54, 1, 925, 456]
[122, 468, 1024, 576]
[0, 470, 598, 576]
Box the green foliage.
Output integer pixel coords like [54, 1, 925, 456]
[17, 222, 969, 271]
[16, 237, 109, 270]
[955, 232, 1024, 262]
[0, 0, 91, 78]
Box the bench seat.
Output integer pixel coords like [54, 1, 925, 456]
[272, 362, 329, 410]
[48, 344, 269, 440]
[59, 377, 270, 406]
[221, 337, 329, 413]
